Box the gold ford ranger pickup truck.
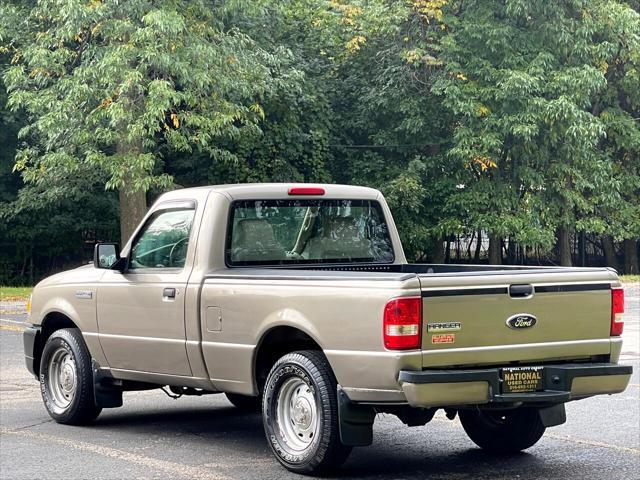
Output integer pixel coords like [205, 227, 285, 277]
[24, 183, 632, 474]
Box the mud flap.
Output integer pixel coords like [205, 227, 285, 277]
[337, 386, 376, 446]
[538, 403, 566, 427]
[92, 360, 123, 408]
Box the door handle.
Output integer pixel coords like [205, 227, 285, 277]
[509, 284, 533, 298]
[163, 287, 176, 299]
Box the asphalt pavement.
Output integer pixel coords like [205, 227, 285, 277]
[1, 284, 638, 479]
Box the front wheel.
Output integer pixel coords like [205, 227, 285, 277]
[39, 328, 101, 424]
[262, 350, 352, 474]
[459, 407, 546, 453]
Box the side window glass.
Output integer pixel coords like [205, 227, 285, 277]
[130, 209, 195, 269]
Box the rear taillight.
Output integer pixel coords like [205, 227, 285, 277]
[383, 296, 421, 350]
[611, 288, 624, 336]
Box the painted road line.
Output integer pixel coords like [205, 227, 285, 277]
[0, 427, 233, 480]
[0, 323, 25, 332]
[0, 318, 27, 325]
[545, 433, 640, 455]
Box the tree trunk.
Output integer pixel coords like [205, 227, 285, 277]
[119, 188, 147, 244]
[557, 226, 572, 266]
[623, 239, 639, 275]
[432, 236, 446, 263]
[507, 237, 517, 264]
[466, 231, 474, 259]
[577, 232, 585, 266]
[602, 235, 618, 271]
[488, 234, 502, 265]
[116, 137, 148, 244]
[29, 241, 34, 285]
[20, 253, 27, 277]
[474, 229, 482, 262]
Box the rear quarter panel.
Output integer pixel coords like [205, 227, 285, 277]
[198, 272, 422, 399]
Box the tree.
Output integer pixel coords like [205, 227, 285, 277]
[432, 0, 633, 266]
[3, 0, 300, 241]
[271, 1, 459, 261]
[585, 1, 640, 273]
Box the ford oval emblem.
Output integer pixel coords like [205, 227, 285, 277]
[506, 314, 537, 329]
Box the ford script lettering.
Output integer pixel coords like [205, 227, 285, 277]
[506, 314, 538, 329]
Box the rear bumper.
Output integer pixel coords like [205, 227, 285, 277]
[399, 363, 632, 408]
[23, 325, 41, 377]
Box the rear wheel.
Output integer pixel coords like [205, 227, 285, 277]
[225, 392, 261, 412]
[39, 328, 101, 424]
[459, 407, 546, 453]
[262, 350, 352, 474]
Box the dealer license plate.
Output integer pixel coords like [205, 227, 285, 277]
[501, 366, 544, 393]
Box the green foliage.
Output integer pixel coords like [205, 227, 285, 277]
[434, 1, 611, 246]
[3, 0, 301, 193]
[588, 0, 640, 241]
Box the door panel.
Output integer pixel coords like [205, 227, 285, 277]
[97, 271, 191, 375]
[97, 204, 197, 376]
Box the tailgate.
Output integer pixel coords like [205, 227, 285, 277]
[419, 268, 617, 368]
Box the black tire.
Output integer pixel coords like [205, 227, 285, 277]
[262, 350, 352, 474]
[39, 328, 101, 425]
[459, 407, 546, 453]
[225, 392, 261, 412]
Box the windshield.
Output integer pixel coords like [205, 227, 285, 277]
[226, 199, 394, 266]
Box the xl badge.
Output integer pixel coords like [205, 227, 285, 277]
[506, 314, 537, 329]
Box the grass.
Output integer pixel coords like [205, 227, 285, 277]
[0, 286, 33, 301]
[620, 275, 640, 284]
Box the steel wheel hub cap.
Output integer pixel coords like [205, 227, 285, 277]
[276, 377, 319, 452]
[60, 363, 76, 394]
[47, 347, 77, 412]
[293, 397, 312, 429]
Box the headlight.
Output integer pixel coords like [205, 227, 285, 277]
[27, 294, 32, 316]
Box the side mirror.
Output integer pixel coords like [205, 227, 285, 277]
[94, 243, 121, 270]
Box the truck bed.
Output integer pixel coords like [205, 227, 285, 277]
[239, 261, 614, 275]
[205, 263, 620, 370]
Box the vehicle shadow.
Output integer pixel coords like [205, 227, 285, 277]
[94, 402, 267, 449]
[340, 447, 553, 480]
[86, 400, 563, 479]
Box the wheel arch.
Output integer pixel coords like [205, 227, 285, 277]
[253, 325, 324, 393]
[32, 311, 79, 376]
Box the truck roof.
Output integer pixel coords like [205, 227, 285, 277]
[157, 183, 383, 202]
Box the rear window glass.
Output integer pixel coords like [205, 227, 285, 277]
[226, 200, 394, 266]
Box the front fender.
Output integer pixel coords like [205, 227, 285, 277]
[30, 282, 107, 368]
[37, 297, 83, 328]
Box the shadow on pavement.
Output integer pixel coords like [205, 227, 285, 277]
[86, 403, 559, 479]
[93, 403, 266, 445]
